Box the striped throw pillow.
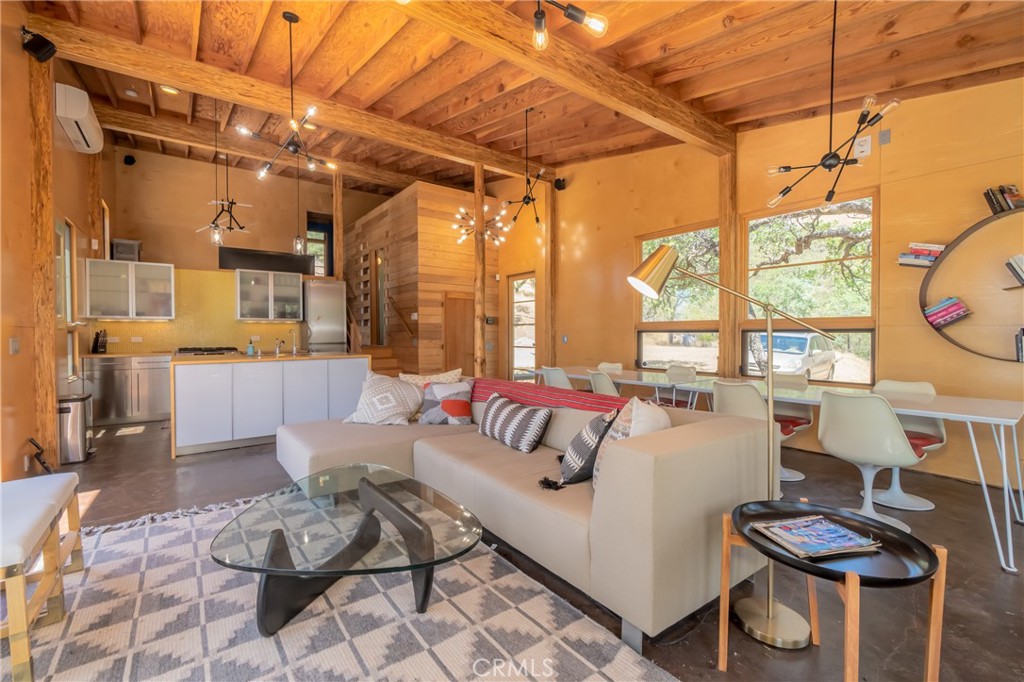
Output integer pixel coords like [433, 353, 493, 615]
[478, 393, 553, 453]
[560, 409, 618, 484]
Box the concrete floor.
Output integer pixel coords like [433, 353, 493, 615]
[67, 421, 1024, 681]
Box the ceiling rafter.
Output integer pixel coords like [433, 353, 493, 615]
[91, 102, 458, 192]
[28, 14, 552, 178]
[189, 0, 201, 61]
[394, 0, 735, 156]
[128, 0, 142, 44]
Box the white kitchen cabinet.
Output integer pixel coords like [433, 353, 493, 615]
[85, 259, 174, 319]
[328, 357, 369, 419]
[237, 269, 303, 321]
[174, 363, 232, 447]
[283, 360, 329, 425]
[232, 362, 284, 439]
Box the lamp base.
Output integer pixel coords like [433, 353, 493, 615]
[734, 597, 810, 650]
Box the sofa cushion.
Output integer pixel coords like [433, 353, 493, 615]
[592, 397, 671, 488]
[1, 501, 54, 568]
[345, 373, 424, 426]
[399, 368, 462, 388]
[420, 380, 474, 425]
[413, 431, 594, 591]
[276, 421, 476, 480]
[560, 409, 617, 484]
[478, 394, 552, 453]
[471, 377, 628, 412]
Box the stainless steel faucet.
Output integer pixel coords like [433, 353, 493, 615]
[275, 338, 284, 356]
[289, 328, 298, 355]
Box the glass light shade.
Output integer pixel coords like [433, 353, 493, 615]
[626, 244, 679, 299]
[293, 235, 305, 254]
[581, 12, 608, 37]
[880, 98, 901, 116]
[209, 226, 224, 245]
[326, 161, 337, 170]
[533, 27, 549, 51]
[303, 122, 316, 130]
[306, 160, 316, 171]
[289, 119, 299, 131]
[236, 125, 252, 137]
[767, 194, 784, 208]
[861, 94, 877, 110]
[306, 105, 317, 118]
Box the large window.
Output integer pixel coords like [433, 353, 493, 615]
[636, 224, 720, 371]
[306, 213, 334, 277]
[745, 197, 875, 383]
[510, 275, 536, 382]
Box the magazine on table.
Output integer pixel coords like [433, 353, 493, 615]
[752, 514, 881, 560]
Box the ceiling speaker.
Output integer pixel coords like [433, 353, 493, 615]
[123, 155, 136, 166]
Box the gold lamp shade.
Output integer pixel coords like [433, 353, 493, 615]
[627, 244, 679, 298]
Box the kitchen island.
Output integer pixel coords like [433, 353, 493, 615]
[171, 353, 371, 457]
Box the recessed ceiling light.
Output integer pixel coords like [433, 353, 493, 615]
[158, 84, 180, 96]
[123, 88, 139, 98]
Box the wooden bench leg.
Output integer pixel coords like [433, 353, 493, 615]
[806, 574, 821, 646]
[5, 572, 33, 682]
[37, 523, 65, 627]
[63, 492, 84, 573]
[718, 513, 732, 672]
[924, 545, 947, 682]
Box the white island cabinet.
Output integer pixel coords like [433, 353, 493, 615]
[233, 362, 284, 439]
[172, 354, 369, 457]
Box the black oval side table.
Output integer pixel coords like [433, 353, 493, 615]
[717, 500, 948, 682]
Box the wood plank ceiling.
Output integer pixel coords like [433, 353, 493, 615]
[28, 0, 1024, 195]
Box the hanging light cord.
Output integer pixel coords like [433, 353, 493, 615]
[288, 20, 295, 121]
[505, 107, 544, 226]
[827, 0, 837, 152]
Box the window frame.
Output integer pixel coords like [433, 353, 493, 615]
[508, 272, 537, 382]
[634, 219, 721, 370]
[306, 212, 334, 277]
[636, 329, 720, 373]
[740, 190, 879, 385]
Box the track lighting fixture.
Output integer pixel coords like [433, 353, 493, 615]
[240, 13, 334, 178]
[532, 0, 608, 51]
[767, 0, 898, 209]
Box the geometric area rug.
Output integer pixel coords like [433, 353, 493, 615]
[2, 505, 676, 681]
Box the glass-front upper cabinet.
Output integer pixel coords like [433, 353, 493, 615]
[272, 272, 303, 320]
[85, 260, 175, 319]
[132, 263, 175, 319]
[237, 270, 302, 320]
[86, 259, 132, 318]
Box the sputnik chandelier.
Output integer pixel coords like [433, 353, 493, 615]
[767, 0, 899, 209]
[531, 0, 608, 51]
[236, 11, 337, 179]
[452, 203, 510, 247]
[502, 107, 544, 227]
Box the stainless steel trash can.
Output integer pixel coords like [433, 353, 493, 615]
[58, 393, 94, 464]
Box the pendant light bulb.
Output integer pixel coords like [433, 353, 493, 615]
[325, 161, 337, 170]
[533, 9, 549, 51]
[293, 235, 305, 255]
[209, 226, 223, 245]
[879, 98, 901, 116]
[235, 125, 252, 137]
[289, 119, 299, 132]
[306, 105, 317, 118]
[861, 94, 877, 111]
[580, 11, 608, 37]
[767, 166, 791, 177]
[767, 194, 784, 209]
[306, 160, 316, 172]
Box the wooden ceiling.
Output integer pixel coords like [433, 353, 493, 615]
[28, 1, 1024, 195]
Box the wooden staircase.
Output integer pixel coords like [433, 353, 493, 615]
[363, 345, 401, 377]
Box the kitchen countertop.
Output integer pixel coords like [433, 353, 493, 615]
[170, 352, 371, 365]
[82, 352, 174, 358]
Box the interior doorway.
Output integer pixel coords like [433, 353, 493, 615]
[508, 273, 537, 382]
[443, 293, 474, 375]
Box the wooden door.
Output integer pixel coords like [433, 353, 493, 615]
[443, 294, 475, 375]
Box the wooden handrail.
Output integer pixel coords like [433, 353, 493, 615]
[387, 294, 416, 339]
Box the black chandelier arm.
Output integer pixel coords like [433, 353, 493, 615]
[782, 163, 824, 195]
[825, 125, 864, 201]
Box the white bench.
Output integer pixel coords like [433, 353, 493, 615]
[1, 473, 83, 682]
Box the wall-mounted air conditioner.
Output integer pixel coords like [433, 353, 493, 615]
[55, 83, 103, 154]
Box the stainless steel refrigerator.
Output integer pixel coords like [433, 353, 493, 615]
[303, 280, 347, 352]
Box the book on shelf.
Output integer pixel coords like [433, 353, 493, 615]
[1009, 254, 1024, 279]
[983, 187, 1005, 215]
[909, 247, 943, 257]
[926, 302, 965, 323]
[923, 296, 961, 315]
[899, 252, 937, 262]
[908, 242, 946, 252]
[898, 259, 932, 268]
[931, 309, 971, 329]
[751, 515, 881, 560]
[1016, 329, 1023, 363]
[1006, 262, 1024, 286]
[1000, 184, 1024, 209]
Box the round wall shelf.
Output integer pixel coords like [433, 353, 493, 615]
[918, 207, 1024, 362]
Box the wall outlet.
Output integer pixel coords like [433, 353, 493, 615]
[410, 312, 418, 321]
[130, 336, 143, 343]
[880, 129, 891, 145]
[562, 335, 568, 344]
[853, 135, 871, 158]
[90, 238, 99, 251]
[9, 337, 20, 355]
[107, 336, 120, 343]
[251, 335, 261, 342]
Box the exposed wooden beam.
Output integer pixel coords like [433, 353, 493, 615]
[92, 103, 449, 191]
[395, 0, 735, 156]
[189, 0, 201, 61]
[29, 56, 57, 470]
[145, 80, 156, 117]
[125, 132, 137, 148]
[240, 0, 273, 73]
[156, 138, 164, 154]
[186, 92, 194, 124]
[28, 14, 551, 177]
[292, 2, 349, 81]
[473, 163, 486, 378]
[63, 0, 80, 26]
[333, 173, 344, 281]
[128, 0, 142, 44]
[95, 68, 119, 107]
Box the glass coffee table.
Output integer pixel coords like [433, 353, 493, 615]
[210, 464, 482, 636]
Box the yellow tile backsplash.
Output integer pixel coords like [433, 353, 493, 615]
[83, 268, 304, 354]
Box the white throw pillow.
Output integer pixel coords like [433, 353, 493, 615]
[398, 368, 462, 388]
[344, 372, 424, 426]
[592, 397, 670, 488]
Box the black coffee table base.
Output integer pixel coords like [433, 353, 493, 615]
[256, 478, 436, 637]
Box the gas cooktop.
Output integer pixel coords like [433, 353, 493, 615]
[176, 346, 240, 355]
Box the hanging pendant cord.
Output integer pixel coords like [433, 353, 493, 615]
[288, 21, 295, 120]
[524, 108, 529, 193]
[213, 99, 219, 202]
[827, 0, 837, 151]
[296, 159, 301, 240]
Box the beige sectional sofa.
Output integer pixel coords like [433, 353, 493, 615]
[276, 378, 767, 651]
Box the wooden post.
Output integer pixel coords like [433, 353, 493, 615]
[544, 180, 556, 368]
[717, 153, 742, 378]
[332, 172, 345, 280]
[87, 153, 103, 257]
[30, 57, 56, 471]
[473, 163, 486, 377]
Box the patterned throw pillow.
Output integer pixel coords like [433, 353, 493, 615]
[398, 368, 462, 388]
[343, 373, 424, 426]
[592, 397, 671, 488]
[478, 393, 553, 453]
[559, 409, 618, 484]
[419, 380, 475, 425]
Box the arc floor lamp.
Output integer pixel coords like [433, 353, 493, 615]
[627, 243, 835, 648]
